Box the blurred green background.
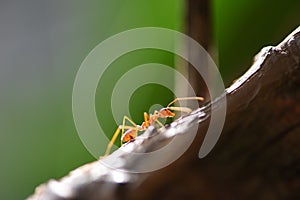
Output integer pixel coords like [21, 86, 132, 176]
[0, 0, 299, 199]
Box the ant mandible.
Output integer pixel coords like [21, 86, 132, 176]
[104, 97, 204, 156]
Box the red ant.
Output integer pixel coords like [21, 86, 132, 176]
[104, 97, 204, 156]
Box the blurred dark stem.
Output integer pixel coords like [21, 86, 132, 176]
[186, 0, 212, 49]
[186, 0, 212, 100]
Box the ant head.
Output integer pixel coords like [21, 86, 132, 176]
[158, 108, 175, 118]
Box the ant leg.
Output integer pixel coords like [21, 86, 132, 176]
[122, 115, 137, 137]
[122, 115, 137, 127]
[167, 106, 193, 113]
[104, 127, 121, 156]
[120, 125, 139, 130]
[167, 97, 204, 107]
[155, 119, 164, 127]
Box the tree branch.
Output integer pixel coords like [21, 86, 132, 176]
[28, 26, 300, 200]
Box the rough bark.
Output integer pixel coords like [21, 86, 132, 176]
[27, 26, 300, 200]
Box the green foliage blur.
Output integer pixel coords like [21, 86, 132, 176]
[0, 0, 299, 199]
[214, 0, 300, 85]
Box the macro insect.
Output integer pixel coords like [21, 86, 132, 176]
[104, 97, 204, 156]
